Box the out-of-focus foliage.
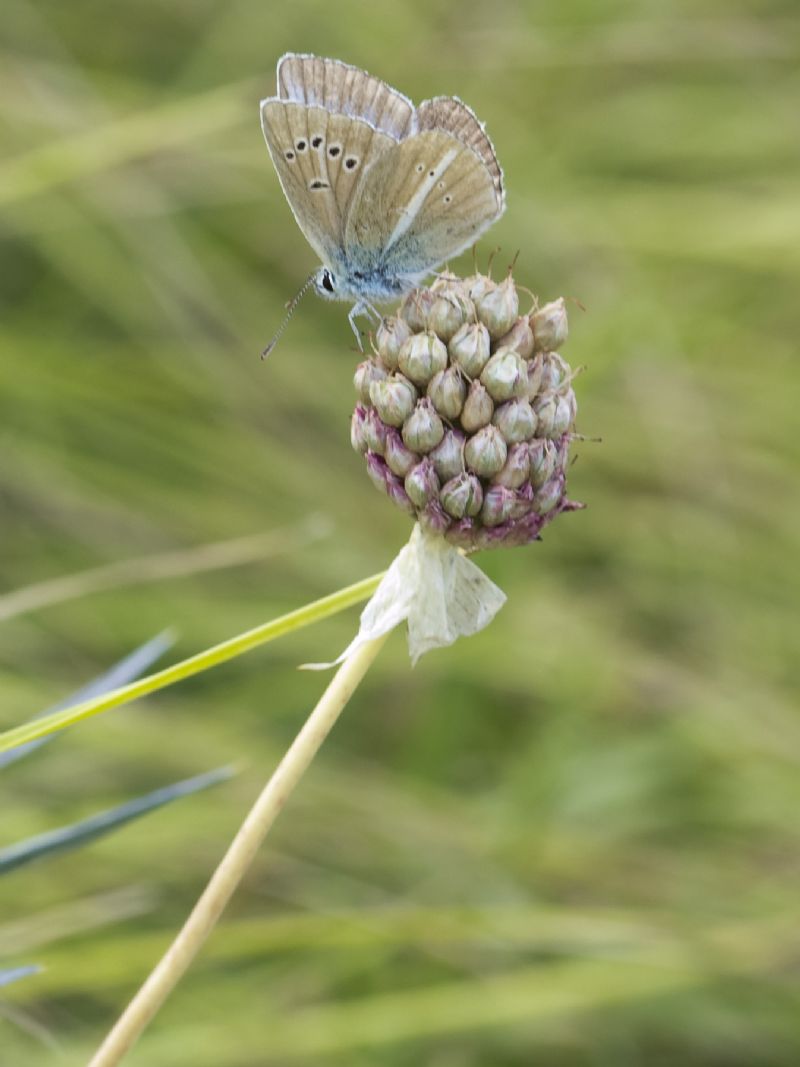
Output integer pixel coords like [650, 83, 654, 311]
[1, 0, 798, 1064]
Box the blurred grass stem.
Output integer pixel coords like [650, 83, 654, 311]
[87, 630, 391, 1067]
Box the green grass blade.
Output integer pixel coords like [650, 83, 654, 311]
[0, 572, 383, 755]
[0, 766, 234, 876]
[0, 632, 173, 770]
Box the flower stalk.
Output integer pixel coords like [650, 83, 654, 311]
[87, 630, 391, 1067]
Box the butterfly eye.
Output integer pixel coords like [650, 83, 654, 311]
[311, 136, 323, 149]
[345, 157, 358, 170]
[321, 270, 335, 293]
[296, 139, 307, 152]
[328, 145, 341, 158]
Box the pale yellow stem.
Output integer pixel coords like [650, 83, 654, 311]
[87, 631, 391, 1067]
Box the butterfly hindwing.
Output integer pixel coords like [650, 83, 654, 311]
[343, 130, 501, 276]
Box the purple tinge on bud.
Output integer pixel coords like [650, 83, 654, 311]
[384, 427, 418, 478]
[427, 365, 466, 419]
[366, 453, 415, 515]
[354, 359, 387, 404]
[369, 374, 417, 427]
[350, 404, 369, 454]
[531, 298, 568, 353]
[480, 348, 528, 402]
[363, 406, 388, 454]
[401, 397, 445, 453]
[419, 498, 452, 535]
[460, 379, 494, 433]
[492, 441, 531, 488]
[532, 472, 566, 515]
[496, 316, 535, 359]
[440, 472, 483, 519]
[465, 424, 508, 478]
[492, 398, 537, 444]
[376, 316, 411, 370]
[525, 355, 544, 400]
[429, 427, 466, 482]
[405, 457, 440, 508]
[480, 484, 516, 527]
[529, 438, 558, 488]
[448, 321, 492, 377]
[445, 517, 478, 549]
[510, 482, 535, 519]
[475, 274, 519, 339]
[398, 331, 448, 387]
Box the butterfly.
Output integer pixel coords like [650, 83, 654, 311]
[260, 53, 505, 352]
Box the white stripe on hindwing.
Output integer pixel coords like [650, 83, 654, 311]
[384, 146, 459, 252]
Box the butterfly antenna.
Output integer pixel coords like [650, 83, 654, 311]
[261, 272, 317, 360]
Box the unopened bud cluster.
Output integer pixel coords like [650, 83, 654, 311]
[351, 272, 582, 551]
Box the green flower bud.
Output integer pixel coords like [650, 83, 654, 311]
[532, 395, 557, 438]
[402, 397, 445, 453]
[540, 351, 572, 394]
[532, 473, 565, 515]
[384, 427, 418, 478]
[429, 428, 466, 482]
[350, 405, 369, 454]
[375, 317, 411, 370]
[480, 347, 528, 402]
[551, 393, 575, 436]
[475, 273, 519, 340]
[398, 331, 448, 387]
[491, 441, 531, 488]
[449, 321, 492, 378]
[528, 438, 558, 488]
[404, 457, 440, 508]
[492, 398, 537, 444]
[531, 298, 568, 353]
[369, 373, 417, 427]
[463, 273, 495, 303]
[354, 359, 387, 404]
[440, 472, 483, 519]
[496, 316, 535, 359]
[399, 288, 435, 332]
[428, 290, 474, 343]
[427, 365, 466, 419]
[465, 424, 507, 478]
[460, 379, 494, 433]
[480, 484, 516, 527]
[363, 406, 388, 454]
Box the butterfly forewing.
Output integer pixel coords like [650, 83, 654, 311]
[277, 54, 415, 140]
[261, 100, 396, 268]
[344, 130, 501, 275]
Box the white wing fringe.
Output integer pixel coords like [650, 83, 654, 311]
[304, 524, 506, 669]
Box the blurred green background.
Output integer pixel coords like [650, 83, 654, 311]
[1, 0, 799, 1063]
